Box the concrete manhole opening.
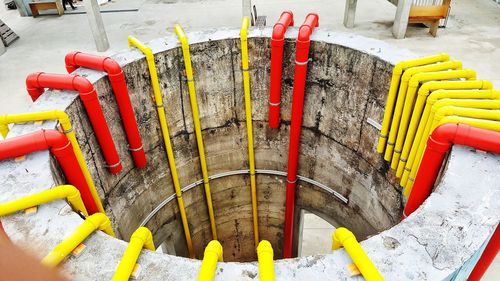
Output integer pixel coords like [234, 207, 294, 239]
[52, 32, 403, 262]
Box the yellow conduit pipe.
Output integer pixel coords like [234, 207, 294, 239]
[42, 213, 115, 267]
[0, 185, 88, 217]
[396, 80, 493, 177]
[240, 16, 259, 249]
[197, 240, 223, 281]
[257, 240, 275, 281]
[0, 110, 104, 213]
[401, 89, 500, 187]
[404, 97, 500, 195]
[112, 227, 155, 281]
[127, 35, 195, 258]
[174, 24, 217, 240]
[377, 53, 450, 153]
[332, 227, 383, 281]
[383, 60, 463, 161]
[389, 69, 476, 167]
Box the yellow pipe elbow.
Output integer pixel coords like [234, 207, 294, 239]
[257, 240, 275, 281]
[331, 228, 383, 281]
[437, 116, 500, 132]
[377, 54, 450, 153]
[0, 185, 88, 217]
[197, 240, 223, 281]
[112, 227, 155, 281]
[42, 213, 115, 267]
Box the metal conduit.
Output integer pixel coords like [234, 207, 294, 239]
[140, 169, 348, 227]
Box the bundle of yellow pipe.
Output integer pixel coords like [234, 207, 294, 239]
[332, 227, 383, 281]
[376, 53, 499, 197]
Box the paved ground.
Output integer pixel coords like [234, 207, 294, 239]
[0, 0, 498, 278]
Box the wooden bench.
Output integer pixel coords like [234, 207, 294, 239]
[29, 0, 64, 18]
[409, 0, 451, 37]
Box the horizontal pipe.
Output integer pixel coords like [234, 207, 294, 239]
[139, 169, 348, 227]
[403, 123, 500, 218]
[401, 89, 500, 188]
[396, 80, 493, 177]
[65, 52, 147, 169]
[128, 35, 195, 258]
[0, 129, 99, 214]
[377, 54, 450, 153]
[390, 69, 476, 168]
[42, 213, 115, 267]
[0, 185, 88, 217]
[383, 60, 462, 161]
[284, 13, 319, 259]
[197, 240, 223, 281]
[26, 72, 122, 174]
[257, 240, 275, 281]
[174, 24, 218, 240]
[0, 110, 104, 213]
[112, 227, 155, 281]
[268, 10, 294, 128]
[332, 227, 383, 281]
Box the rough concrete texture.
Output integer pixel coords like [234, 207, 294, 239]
[0, 28, 498, 280]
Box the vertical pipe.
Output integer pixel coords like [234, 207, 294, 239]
[468, 225, 500, 281]
[240, 17, 260, 249]
[257, 240, 275, 281]
[174, 24, 218, 240]
[268, 11, 294, 128]
[127, 36, 195, 258]
[283, 13, 319, 258]
[197, 240, 223, 281]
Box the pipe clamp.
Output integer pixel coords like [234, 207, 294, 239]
[105, 162, 121, 168]
[269, 101, 281, 106]
[128, 145, 144, 152]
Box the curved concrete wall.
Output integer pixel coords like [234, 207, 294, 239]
[0, 28, 498, 280]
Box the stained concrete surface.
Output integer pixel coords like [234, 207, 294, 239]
[0, 0, 499, 278]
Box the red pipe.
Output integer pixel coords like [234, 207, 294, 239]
[283, 13, 319, 258]
[268, 11, 294, 128]
[0, 129, 99, 214]
[468, 225, 500, 281]
[403, 123, 500, 218]
[65, 52, 147, 168]
[26, 72, 122, 174]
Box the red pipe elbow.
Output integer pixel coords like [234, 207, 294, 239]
[64, 52, 147, 169]
[0, 130, 99, 214]
[404, 123, 500, 218]
[269, 11, 294, 129]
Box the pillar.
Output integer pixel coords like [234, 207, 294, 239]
[343, 0, 358, 28]
[83, 0, 110, 52]
[392, 0, 412, 39]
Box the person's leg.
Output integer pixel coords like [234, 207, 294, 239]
[69, 0, 76, 9]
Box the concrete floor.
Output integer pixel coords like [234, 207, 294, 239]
[0, 0, 498, 279]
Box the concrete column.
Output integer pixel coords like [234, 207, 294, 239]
[392, 0, 412, 39]
[242, 0, 252, 20]
[83, 0, 110, 52]
[296, 209, 305, 257]
[343, 0, 358, 28]
[160, 239, 176, 255]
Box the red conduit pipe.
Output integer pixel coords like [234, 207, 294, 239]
[0, 129, 99, 214]
[268, 11, 294, 128]
[403, 123, 500, 218]
[26, 72, 122, 174]
[65, 52, 147, 168]
[468, 225, 500, 281]
[283, 13, 319, 258]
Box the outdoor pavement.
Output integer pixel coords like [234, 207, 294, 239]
[0, 0, 498, 279]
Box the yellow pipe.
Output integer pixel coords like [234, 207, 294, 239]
[401, 89, 500, 187]
[128, 35, 195, 258]
[396, 80, 493, 177]
[174, 24, 217, 240]
[240, 16, 260, 249]
[377, 54, 450, 153]
[383, 60, 462, 161]
[332, 227, 383, 281]
[42, 213, 115, 267]
[389, 69, 476, 167]
[404, 96, 500, 195]
[0, 111, 104, 213]
[257, 240, 275, 281]
[0, 185, 88, 217]
[437, 116, 500, 131]
[197, 240, 223, 281]
[112, 227, 155, 281]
